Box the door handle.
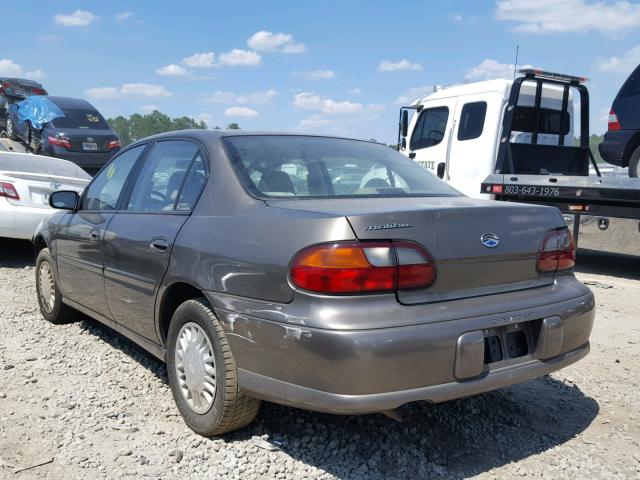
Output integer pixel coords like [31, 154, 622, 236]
[150, 238, 169, 253]
[408, 152, 416, 159]
[89, 230, 102, 241]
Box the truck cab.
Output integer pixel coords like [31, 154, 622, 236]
[398, 73, 576, 198]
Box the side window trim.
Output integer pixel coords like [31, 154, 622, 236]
[78, 142, 151, 212]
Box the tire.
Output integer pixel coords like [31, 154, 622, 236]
[6, 117, 17, 140]
[166, 298, 260, 436]
[629, 145, 640, 178]
[35, 248, 80, 324]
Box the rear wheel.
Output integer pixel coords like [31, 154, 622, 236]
[629, 145, 640, 178]
[6, 117, 17, 140]
[35, 248, 80, 324]
[166, 298, 260, 436]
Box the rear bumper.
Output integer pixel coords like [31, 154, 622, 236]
[0, 199, 52, 240]
[41, 146, 117, 173]
[599, 130, 636, 167]
[205, 280, 595, 414]
[237, 343, 589, 414]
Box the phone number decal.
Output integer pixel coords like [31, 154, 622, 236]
[503, 185, 560, 197]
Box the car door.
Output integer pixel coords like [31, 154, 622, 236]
[103, 140, 207, 341]
[408, 98, 458, 176]
[55, 144, 146, 318]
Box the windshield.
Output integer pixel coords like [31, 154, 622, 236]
[51, 109, 110, 129]
[223, 135, 459, 199]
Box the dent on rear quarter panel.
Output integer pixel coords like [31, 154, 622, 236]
[168, 202, 356, 304]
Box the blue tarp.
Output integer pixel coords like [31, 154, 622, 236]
[14, 96, 64, 130]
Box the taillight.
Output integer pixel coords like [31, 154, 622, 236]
[290, 241, 436, 294]
[48, 135, 72, 149]
[107, 139, 122, 150]
[608, 109, 621, 131]
[0, 182, 20, 200]
[32, 88, 44, 95]
[537, 228, 575, 273]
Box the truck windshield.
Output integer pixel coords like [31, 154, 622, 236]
[224, 135, 460, 199]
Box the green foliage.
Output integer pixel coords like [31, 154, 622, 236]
[589, 134, 605, 164]
[227, 123, 240, 130]
[107, 110, 207, 146]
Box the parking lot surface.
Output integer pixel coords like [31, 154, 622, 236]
[0, 239, 638, 479]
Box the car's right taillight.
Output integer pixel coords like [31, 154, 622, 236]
[537, 227, 575, 272]
[107, 139, 122, 150]
[0, 182, 20, 200]
[290, 241, 436, 294]
[608, 109, 621, 131]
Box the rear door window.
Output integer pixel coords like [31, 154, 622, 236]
[127, 140, 201, 212]
[617, 65, 640, 98]
[457, 102, 487, 141]
[410, 107, 449, 150]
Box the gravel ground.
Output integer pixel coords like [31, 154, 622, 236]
[1, 239, 639, 479]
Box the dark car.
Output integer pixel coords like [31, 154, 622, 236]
[0, 77, 47, 128]
[33, 130, 595, 436]
[599, 64, 640, 177]
[7, 96, 121, 175]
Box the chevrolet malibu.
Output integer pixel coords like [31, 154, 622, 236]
[33, 130, 595, 436]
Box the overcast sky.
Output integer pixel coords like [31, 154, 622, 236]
[2, 0, 640, 142]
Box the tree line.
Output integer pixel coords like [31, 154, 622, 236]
[107, 110, 239, 147]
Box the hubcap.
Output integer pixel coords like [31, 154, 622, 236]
[38, 261, 55, 313]
[175, 322, 216, 414]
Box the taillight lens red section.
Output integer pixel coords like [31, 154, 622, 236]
[608, 109, 621, 131]
[107, 139, 122, 150]
[0, 182, 20, 200]
[48, 135, 72, 149]
[537, 228, 575, 273]
[290, 241, 436, 294]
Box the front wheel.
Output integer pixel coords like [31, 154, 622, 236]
[35, 248, 80, 324]
[6, 117, 17, 140]
[166, 298, 260, 436]
[629, 145, 640, 178]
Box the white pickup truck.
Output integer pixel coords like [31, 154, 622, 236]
[397, 69, 640, 257]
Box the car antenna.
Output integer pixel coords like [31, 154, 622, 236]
[513, 45, 519, 80]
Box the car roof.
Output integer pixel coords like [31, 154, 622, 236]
[0, 77, 44, 87]
[131, 129, 377, 145]
[45, 96, 96, 110]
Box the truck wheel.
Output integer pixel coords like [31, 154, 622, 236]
[35, 248, 80, 324]
[629, 146, 640, 178]
[166, 298, 260, 436]
[6, 118, 17, 140]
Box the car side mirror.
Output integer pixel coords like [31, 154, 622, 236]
[436, 162, 446, 179]
[401, 110, 409, 138]
[49, 190, 79, 210]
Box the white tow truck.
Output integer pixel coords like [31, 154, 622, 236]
[397, 69, 640, 257]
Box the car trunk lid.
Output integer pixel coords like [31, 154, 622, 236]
[53, 128, 116, 153]
[266, 196, 565, 304]
[1, 172, 88, 208]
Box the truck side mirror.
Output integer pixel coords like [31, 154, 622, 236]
[401, 110, 409, 138]
[436, 162, 445, 179]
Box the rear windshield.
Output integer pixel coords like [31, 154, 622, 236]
[223, 135, 459, 199]
[51, 109, 110, 129]
[512, 106, 570, 135]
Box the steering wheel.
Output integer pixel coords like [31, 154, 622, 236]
[427, 129, 444, 141]
[142, 190, 167, 210]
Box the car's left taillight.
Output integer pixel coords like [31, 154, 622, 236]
[107, 139, 121, 150]
[289, 241, 436, 294]
[537, 227, 575, 272]
[48, 135, 72, 149]
[0, 182, 20, 200]
[608, 109, 621, 131]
